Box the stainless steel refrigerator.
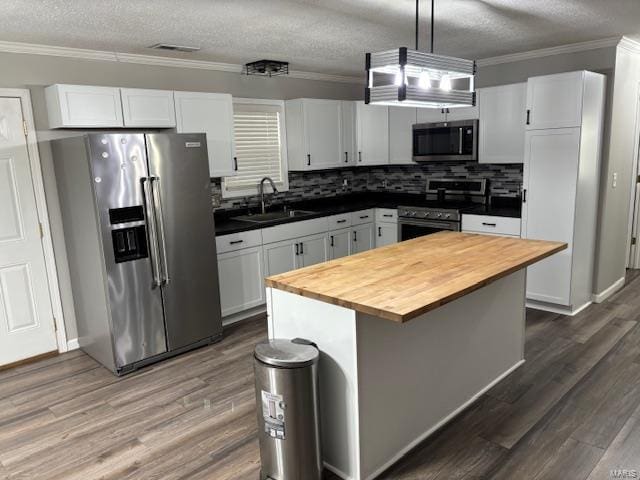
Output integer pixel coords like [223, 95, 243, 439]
[52, 133, 222, 375]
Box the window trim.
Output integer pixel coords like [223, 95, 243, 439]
[221, 98, 289, 198]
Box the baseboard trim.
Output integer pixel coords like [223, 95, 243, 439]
[526, 300, 591, 316]
[66, 338, 80, 351]
[356, 359, 526, 480]
[222, 305, 267, 327]
[592, 276, 626, 303]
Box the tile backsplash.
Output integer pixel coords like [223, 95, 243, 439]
[211, 162, 523, 211]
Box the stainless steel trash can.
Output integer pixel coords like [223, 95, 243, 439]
[254, 338, 322, 480]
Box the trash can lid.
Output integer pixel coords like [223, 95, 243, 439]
[254, 339, 319, 368]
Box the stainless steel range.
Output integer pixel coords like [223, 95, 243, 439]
[398, 178, 488, 241]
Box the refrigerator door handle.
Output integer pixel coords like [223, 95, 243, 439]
[141, 177, 162, 288]
[150, 176, 170, 285]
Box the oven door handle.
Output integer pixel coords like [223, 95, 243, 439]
[399, 219, 460, 230]
[458, 128, 463, 154]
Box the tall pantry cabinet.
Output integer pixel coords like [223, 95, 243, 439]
[521, 71, 606, 314]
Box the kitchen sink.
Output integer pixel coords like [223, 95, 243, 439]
[231, 209, 317, 223]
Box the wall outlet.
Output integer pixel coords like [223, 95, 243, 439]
[613, 172, 618, 188]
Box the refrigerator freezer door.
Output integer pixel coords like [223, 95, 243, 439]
[86, 133, 167, 368]
[146, 133, 223, 350]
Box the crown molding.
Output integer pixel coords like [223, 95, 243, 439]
[477, 37, 621, 67]
[618, 36, 640, 54]
[0, 40, 362, 84]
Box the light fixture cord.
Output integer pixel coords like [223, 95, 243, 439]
[430, 0, 435, 53]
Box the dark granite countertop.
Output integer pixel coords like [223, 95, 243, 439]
[214, 192, 521, 236]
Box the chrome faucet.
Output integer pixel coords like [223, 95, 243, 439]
[258, 177, 279, 214]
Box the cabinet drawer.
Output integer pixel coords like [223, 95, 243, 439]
[262, 217, 329, 245]
[462, 214, 521, 236]
[216, 229, 263, 254]
[351, 209, 374, 225]
[328, 213, 352, 229]
[375, 208, 398, 223]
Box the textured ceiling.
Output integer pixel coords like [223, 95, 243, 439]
[1, 0, 639, 76]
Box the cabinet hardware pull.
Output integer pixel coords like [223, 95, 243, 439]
[358, 151, 362, 162]
[233, 157, 238, 171]
[359, 215, 369, 219]
[345, 152, 348, 163]
[458, 128, 463, 154]
[353, 231, 357, 242]
[337, 219, 347, 224]
[307, 154, 311, 166]
[295, 243, 299, 255]
[330, 235, 334, 247]
[482, 223, 497, 227]
[300, 242, 304, 254]
[383, 214, 393, 218]
[378, 226, 382, 237]
[526, 110, 531, 125]
[229, 240, 244, 245]
[523, 189, 527, 203]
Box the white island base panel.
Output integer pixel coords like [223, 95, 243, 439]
[266, 269, 526, 480]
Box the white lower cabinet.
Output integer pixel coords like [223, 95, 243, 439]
[352, 223, 374, 254]
[376, 223, 398, 247]
[217, 246, 266, 317]
[461, 214, 521, 237]
[263, 239, 299, 277]
[329, 228, 352, 260]
[299, 233, 329, 268]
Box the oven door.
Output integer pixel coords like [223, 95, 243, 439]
[412, 120, 478, 161]
[399, 219, 460, 241]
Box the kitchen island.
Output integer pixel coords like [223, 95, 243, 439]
[265, 232, 565, 480]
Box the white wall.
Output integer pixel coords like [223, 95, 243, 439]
[594, 41, 640, 295]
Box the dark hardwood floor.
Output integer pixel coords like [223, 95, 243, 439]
[1, 270, 640, 479]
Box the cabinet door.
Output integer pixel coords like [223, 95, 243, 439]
[526, 71, 584, 130]
[45, 84, 124, 128]
[376, 223, 398, 247]
[328, 228, 352, 260]
[121, 89, 176, 127]
[356, 102, 389, 165]
[174, 92, 236, 177]
[478, 84, 526, 164]
[217, 246, 265, 316]
[304, 100, 343, 169]
[446, 105, 479, 121]
[416, 108, 444, 123]
[299, 233, 328, 267]
[389, 107, 417, 165]
[352, 223, 375, 254]
[522, 128, 580, 306]
[263, 239, 299, 277]
[341, 101, 357, 166]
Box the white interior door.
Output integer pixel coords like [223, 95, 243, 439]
[0, 97, 57, 365]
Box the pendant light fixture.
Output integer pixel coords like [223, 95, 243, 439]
[365, 0, 476, 109]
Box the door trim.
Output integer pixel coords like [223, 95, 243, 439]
[0, 88, 67, 352]
[626, 85, 640, 268]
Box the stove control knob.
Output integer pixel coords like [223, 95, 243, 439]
[436, 213, 443, 218]
[444, 213, 451, 219]
[419, 211, 427, 218]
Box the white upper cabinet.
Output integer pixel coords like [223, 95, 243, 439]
[174, 91, 237, 178]
[416, 105, 478, 123]
[286, 99, 343, 171]
[526, 71, 585, 130]
[388, 107, 417, 165]
[121, 89, 176, 128]
[45, 84, 124, 128]
[356, 101, 389, 165]
[478, 83, 527, 164]
[341, 101, 357, 166]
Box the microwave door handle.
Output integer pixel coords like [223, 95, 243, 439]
[150, 177, 170, 285]
[141, 177, 162, 288]
[458, 128, 463, 154]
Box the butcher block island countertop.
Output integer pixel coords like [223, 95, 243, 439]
[265, 231, 566, 322]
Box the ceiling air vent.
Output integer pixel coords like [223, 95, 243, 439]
[148, 43, 201, 53]
[244, 60, 289, 77]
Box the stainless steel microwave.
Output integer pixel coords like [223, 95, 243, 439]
[412, 119, 478, 162]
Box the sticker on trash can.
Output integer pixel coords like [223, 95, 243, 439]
[261, 390, 286, 440]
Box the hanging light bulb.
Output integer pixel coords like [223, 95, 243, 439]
[440, 75, 452, 91]
[418, 70, 431, 89]
[394, 69, 404, 86]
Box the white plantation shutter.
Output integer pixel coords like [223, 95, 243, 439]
[223, 102, 286, 193]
